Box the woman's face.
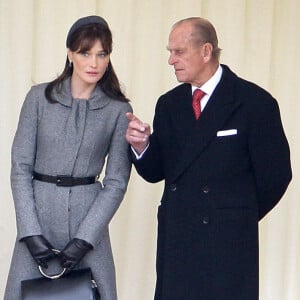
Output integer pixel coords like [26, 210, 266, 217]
[68, 39, 110, 88]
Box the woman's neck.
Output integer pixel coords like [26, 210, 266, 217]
[70, 77, 96, 100]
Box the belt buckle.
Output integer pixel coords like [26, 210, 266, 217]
[56, 175, 73, 187]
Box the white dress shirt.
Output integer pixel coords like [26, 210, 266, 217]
[192, 64, 223, 112]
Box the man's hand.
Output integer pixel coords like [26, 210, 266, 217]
[126, 112, 151, 155]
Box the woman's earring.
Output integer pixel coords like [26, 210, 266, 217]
[69, 61, 73, 68]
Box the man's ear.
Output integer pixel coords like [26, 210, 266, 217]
[202, 43, 213, 62]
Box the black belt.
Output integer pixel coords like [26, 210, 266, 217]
[33, 172, 97, 187]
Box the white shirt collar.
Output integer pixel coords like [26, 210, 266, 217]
[192, 65, 223, 97]
[191, 65, 223, 111]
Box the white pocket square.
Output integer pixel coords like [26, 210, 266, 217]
[217, 129, 237, 136]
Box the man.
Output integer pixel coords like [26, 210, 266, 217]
[126, 17, 292, 300]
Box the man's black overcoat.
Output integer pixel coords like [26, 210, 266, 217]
[133, 65, 292, 300]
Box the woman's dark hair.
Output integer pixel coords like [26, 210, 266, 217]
[45, 22, 129, 103]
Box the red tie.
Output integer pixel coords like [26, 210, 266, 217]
[192, 89, 205, 120]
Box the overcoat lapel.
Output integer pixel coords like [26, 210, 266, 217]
[169, 67, 242, 183]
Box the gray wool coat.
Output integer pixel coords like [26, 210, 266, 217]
[4, 78, 132, 300]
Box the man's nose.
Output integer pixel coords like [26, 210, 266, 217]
[168, 53, 176, 65]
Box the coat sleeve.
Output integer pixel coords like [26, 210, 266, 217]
[247, 92, 292, 220]
[11, 87, 43, 240]
[131, 97, 165, 183]
[75, 103, 133, 247]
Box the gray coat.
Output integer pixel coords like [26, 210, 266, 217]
[4, 79, 132, 300]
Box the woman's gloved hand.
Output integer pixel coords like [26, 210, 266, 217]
[60, 238, 93, 269]
[23, 235, 56, 268]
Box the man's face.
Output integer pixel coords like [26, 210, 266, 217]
[167, 23, 206, 86]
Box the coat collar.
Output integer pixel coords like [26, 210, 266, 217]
[53, 78, 110, 110]
[169, 64, 242, 183]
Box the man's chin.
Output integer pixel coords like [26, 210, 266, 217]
[174, 74, 186, 83]
[175, 77, 187, 83]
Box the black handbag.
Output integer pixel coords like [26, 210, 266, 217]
[21, 254, 100, 300]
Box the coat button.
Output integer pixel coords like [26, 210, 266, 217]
[202, 186, 210, 194]
[169, 184, 177, 192]
[202, 217, 210, 225]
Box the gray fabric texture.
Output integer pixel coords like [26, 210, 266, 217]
[5, 78, 132, 300]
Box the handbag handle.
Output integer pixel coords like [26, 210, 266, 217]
[38, 249, 67, 280]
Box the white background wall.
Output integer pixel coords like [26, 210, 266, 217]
[0, 0, 299, 299]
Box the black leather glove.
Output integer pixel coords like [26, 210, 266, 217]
[60, 238, 92, 269]
[23, 235, 56, 268]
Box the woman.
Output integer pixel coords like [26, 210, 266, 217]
[5, 15, 132, 300]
